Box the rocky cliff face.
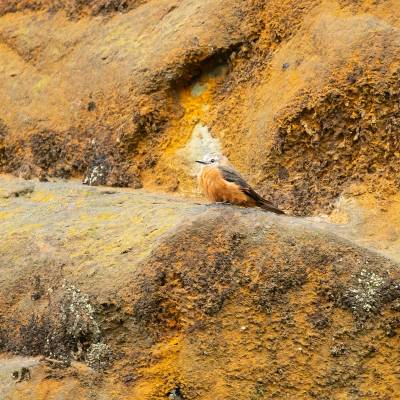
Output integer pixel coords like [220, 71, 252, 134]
[1, 0, 400, 399]
[1, 177, 400, 399]
[1, 0, 399, 215]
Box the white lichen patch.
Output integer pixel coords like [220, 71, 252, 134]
[177, 123, 222, 177]
[346, 269, 385, 314]
[83, 164, 109, 186]
[85, 342, 113, 370]
[60, 284, 101, 342]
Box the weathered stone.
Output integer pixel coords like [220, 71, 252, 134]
[1, 0, 400, 398]
[1, 1, 399, 215]
[1, 178, 400, 398]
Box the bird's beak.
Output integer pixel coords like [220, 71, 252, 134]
[195, 160, 207, 164]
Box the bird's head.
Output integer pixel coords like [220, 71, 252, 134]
[195, 153, 229, 167]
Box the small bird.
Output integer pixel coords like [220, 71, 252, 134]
[196, 153, 284, 214]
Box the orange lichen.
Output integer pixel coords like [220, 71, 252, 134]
[141, 67, 224, 193]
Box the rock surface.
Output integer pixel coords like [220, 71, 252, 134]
[0, 0, 262, 190]
[1, 0, 400, 398]
[1, 0, 400, 215]
[1, 177, 400, 399]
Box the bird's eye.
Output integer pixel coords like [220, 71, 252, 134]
[210, 159, 215, 163]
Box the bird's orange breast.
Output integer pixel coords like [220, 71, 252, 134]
[198, 166, 253, 205]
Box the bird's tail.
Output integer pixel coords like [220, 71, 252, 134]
[257, 199, 285, 214]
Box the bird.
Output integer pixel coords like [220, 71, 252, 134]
[196, 153, 284, 214]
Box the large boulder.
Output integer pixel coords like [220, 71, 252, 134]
[1, 177, 400, 399]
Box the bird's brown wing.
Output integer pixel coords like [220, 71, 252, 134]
[218, 166, 285, 214]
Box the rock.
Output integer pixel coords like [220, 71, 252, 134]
[0, 0, 261, 189]
[0, 1, 399, 216]
[1, 178, 400, 398]
[211, 7, 400, 215]
[0, 357, 38, 398]
[0, 178, 34, 198]
[1, 0, 400, 398]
